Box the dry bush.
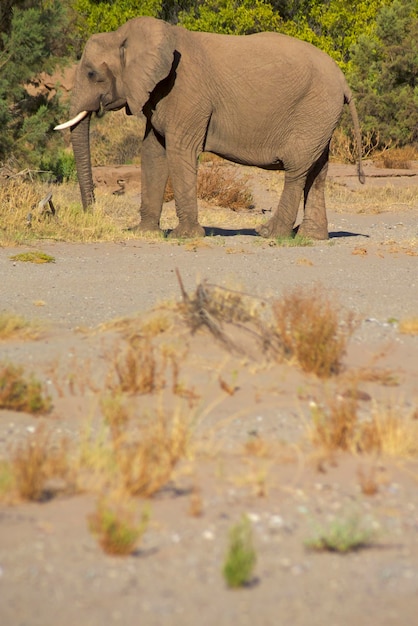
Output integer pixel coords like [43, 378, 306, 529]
[330, 128, 382, 162]
[272, 287, 357, 377]
[310, 396, 358, 451]
[113, 338, 162, 395]
[178, 277, 269, 357]
[197, 163, 254, 211]
[101, 393, 130, 440]
[375, 146, 418, 169]
[0, 363, 52, 414]
[164, 163, 253, 210]
[178, 280, 355, 374]
[88, 494, 150, 556]
[77, 402, 193, 498]
[0, 312, 43, 341]
[399, 318, 418, 335]
[359, 408, 418, 457]
[310, 395, 418, 457]
[113, 409, 192, 497]
[11, 425, 71, 501]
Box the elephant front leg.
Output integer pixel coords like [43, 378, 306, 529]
[139, 127, 169, 232]
[297, 149, 329, 240]
[167, 145, 205, 239]
[257, 173, 305, 239]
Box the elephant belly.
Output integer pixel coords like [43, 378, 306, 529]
[204, 118, 285, 169]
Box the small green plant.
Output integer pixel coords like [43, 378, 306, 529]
[0, 363, 52, 414]
[305, 512, 376, 553]
[10, 251, 55, 264]
[88, 495, 150, 556]
[272, 235, 313, 247]
[223, 515, 257, 588]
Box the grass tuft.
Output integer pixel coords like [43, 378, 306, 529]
[0, 362, 52, 414]
[10, 251, 55, 263]
[88, 494, 150, 556]
[309, 394, 418, 457]
[0, 312, 43, 341]
[399, 318, 418, 335]
[305, 512, 376, 553]
[114, 409, 192, 497]
[11, 425, 71, 501]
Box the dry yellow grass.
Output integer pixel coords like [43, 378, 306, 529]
[272, 287, 357, 377]
[10, 425, 71, 501]
[399, 318, 418, 335]
[375, 146, 418, 170]
[0, 312, 43, 341]
[309, 393, 418, 458]
[88, 493, 150, 556]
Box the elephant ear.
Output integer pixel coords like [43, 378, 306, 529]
[119, 17, 176, 115]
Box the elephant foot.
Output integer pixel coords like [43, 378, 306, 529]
[128, 220, 161, 234]
[169, 223, 205, 239]
[296, 222, 329, 240]
[256, 218, 294, 239]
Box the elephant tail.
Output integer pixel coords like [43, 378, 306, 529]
[345, 89, 365, 184]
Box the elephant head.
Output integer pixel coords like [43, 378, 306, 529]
[55, 17, 176, 209]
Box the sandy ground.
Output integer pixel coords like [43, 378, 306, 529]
[0, 163, 417, 626]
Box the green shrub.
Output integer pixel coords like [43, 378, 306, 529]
[40, 150, 77, 182]
[223, 515, 257, 588]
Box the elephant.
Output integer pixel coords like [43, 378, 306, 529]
[55, 16, 365, 240]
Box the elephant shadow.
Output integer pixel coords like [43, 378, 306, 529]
[202, 226, 369, 239]
[328, 230, 370, 239]
[163, 226, 369, 239]
[203, 226, 259, 237]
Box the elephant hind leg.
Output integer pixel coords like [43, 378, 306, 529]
[257, 172, 305, 239]
[297, 147, 330, 240]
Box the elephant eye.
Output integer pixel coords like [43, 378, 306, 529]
[87, 70, 96, 80]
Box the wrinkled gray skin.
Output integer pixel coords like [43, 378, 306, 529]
[64, 17, 365, 239]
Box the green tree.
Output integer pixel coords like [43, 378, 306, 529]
[349, 0, 418, 147]
[73, 0, 163, 36]
[0, 1, 73, 167]
[179, 0, 283, 35]
[279, 0, 388, 66]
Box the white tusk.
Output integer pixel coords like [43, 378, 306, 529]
[54, 111, 89, 131]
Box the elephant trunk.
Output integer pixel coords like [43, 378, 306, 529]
[70, 113, 95, 209]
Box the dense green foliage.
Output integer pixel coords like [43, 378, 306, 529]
[73, 0, 162, 37]
[0, 0, 416, 173]
[179, 0, 283, 34]
[0, 1, 72, 167]
[349, 0, 418, 147]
